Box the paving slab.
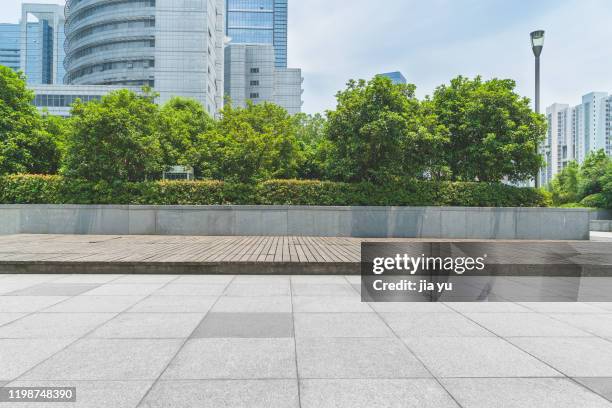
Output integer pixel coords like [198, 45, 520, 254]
[293, 296, 374, 313]
[464, 313, 592, 337]
[171, 275, 235, 284]
[161, 338, 297, 380]
[20, 339, 183, 381]
[0, 312, 116, 339]
[292, 283, 358, 297]
[403, 337, 561, 378]
[191, 312, 293, 338]
[382, 312, 494, 338]
[296, 337, 430, 379]
[82, 283, 166, 296]
[42, 295, 147, 313]
[128, 295, 218, 313]
[441, 378, 612, 408]
[154, 283, 227, 296]
[50, 274, 121, 284]
[139, 380, 299, 408]
[369, 302, 453, 313]
[0, 338, 74, 381]
[300, 379, 460, 408]
[88, 313, 205, 339]
[211, 296, 292, 313]
[0, 312, 26, 326]
[225, 282, 290, 297]
[444, 302, 531, 313]
[508, 337, 612, 377]
[6, 283, 101, 296]
[0, 296, 68, 312]
[518, 302, 606, 313]
[548, 314, 612, 337]
[294, 313, 394, 338]
[574, 378, 612, 402]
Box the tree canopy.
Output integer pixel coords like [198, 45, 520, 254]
[63, 89, 163, 182]
[0, 66, 61, 175]
[325, 76, 449, 182]
[431, 76, 546, 182]
[0, 69, 551, 191]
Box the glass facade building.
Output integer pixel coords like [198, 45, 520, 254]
[378, 71, 407, 85]
[226, 0, 287, 68]
[0, 24, 21, 71]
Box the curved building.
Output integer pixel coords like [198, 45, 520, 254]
[64, 0, 225, 114]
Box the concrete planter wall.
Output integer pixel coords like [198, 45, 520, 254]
[0, 204, 597, 240]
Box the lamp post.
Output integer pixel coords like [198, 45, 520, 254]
[531, 30, 545, 188]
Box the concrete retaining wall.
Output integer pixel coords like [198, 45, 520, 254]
[591, 220, 612, 232]
[0, 205, 595, 240]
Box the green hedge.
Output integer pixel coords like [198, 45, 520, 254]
[0, 175, 551, 207]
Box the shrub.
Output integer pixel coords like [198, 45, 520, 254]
[0, 174, 550, 207]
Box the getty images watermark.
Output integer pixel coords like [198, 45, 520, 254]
[361, 242, 612, 303]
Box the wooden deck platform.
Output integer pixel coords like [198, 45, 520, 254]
[0, 234, 378, 274]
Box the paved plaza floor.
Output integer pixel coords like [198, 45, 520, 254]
[1, 273, 612, 407]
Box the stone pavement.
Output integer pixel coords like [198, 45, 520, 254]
[1, 273, 612, 407]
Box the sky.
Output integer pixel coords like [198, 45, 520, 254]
[2, 0, 612, 114]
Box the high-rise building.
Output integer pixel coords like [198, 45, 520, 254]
[0, 24, 21, 71]
[63, 0, 225, 114]
[378, 71, 407, 85]
[21, 3, 66, 85]
[226, 0, 287, 68]
[0, 4, 65, 85]
[224, 0, 301, 113]
[225, 43, 302, 114]
[540, 92, 612, 186]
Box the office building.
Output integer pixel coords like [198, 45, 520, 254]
[0, 24, 21, 71]
[224, 0, 302, 113]
[378, 71, 407, 85]
[21, 3, 66, 85]
[63, 0, 225, 114]
[226, 0, 287, 68]
[224, 43, 302, 114]
[540, 92, 612, 186]
[0, 4, 65, 85]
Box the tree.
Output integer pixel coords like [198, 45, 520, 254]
[158, 97, 215, 176]
[578, 149, 610, 198]
[325, 76, 448, 182]
[431, 76, 546, 182]
[0, 66, 61, 175]
[200, 102, 302, 182]
[294, 113, 329, 179]
[63, 89, 163, 182]
[550, 161, 580, 204]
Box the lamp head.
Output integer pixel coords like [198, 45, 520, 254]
[531, 30, 545, 57]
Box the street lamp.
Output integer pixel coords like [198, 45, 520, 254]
[531, 30, 545, 188]
[530, 30, 545, 114]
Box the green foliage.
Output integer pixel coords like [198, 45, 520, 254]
[431, 76, 546, 182]
[0, 66, 61, 175]
[293, 113, 328, 179]
[550, 161, 580, 204]
[325, 76, 449, 182]
[157, 97, 215, 176]
[0, 174, 550, 207]
[550, 150, 612, 209]
[200, 102, 303, 182]
[63, 89, 164, 182]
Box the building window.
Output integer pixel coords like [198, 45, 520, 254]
[250, 68, 259, 73]
[250, 80, 259, 86]
[250, 93, 259, 99]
